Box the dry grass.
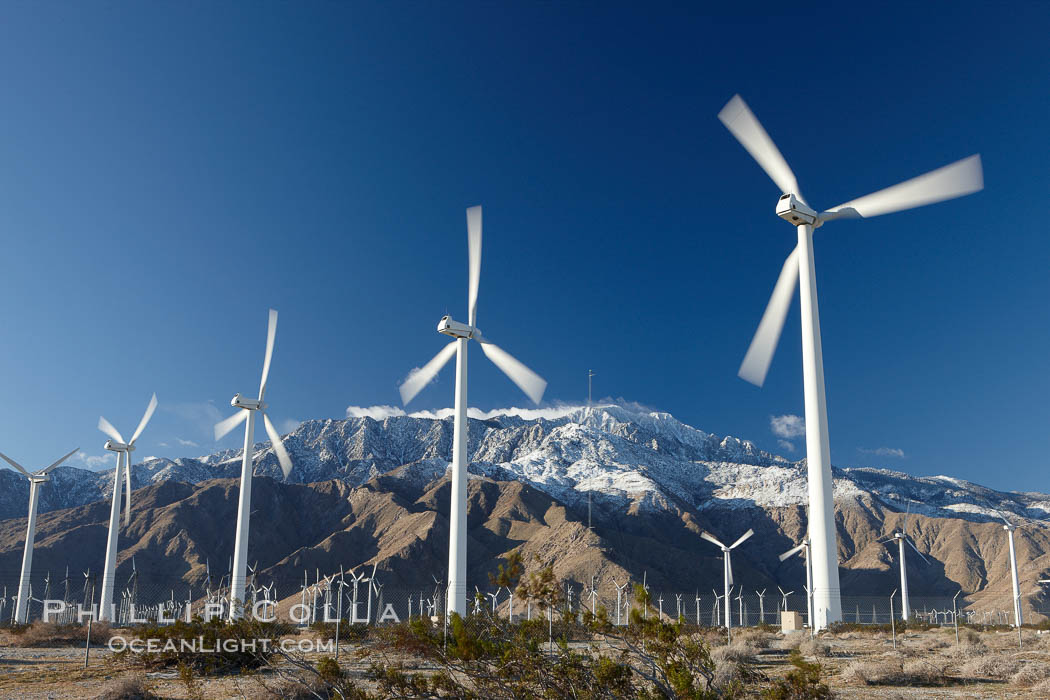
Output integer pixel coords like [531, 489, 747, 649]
[842, 657, 947, 686]
[1010, 661, 1050, 687]
[711, 641, 757, 664]
[11, 621, 111, 647]
[959, 654, 1020, 679]
[733, 627, 772, 649]
[798, 637, 830, 657]
[94, 676, 158, 700]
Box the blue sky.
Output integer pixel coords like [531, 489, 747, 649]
[0, 2, 1046, 491]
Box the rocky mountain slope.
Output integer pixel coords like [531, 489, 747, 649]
[0, 405, 1047, 612]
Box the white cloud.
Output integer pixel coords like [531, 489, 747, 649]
[70, 451, 116, 471]
[770, 414, 805, 439]
[858, 447, 905, 459]
[176, 438, 199, 447]
[278, 418, 301, 434]
[777, 439, 796, 453]
[346, 400, 654, 423]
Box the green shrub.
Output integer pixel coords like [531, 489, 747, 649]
[120, 617, 279, 674]
[763, 650, 831, 699]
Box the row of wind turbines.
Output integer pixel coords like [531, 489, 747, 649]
[5, 94, 987, 630]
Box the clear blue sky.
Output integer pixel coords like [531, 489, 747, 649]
[0, 2, 1046, 491]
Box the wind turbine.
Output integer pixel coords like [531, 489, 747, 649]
[398, 206, 547, 616]
[97, 393, 158, 622]
[779, 536, 813, 627]
[718, 94, 983, 629]
[994, 510, 1023, 627]
[879, 506, 929, 621]
[214, 309, 294, 619]
[700, 528, 754, 631]
[0, 447, 78, 624]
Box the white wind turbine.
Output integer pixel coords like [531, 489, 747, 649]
[97, 393, 158, 622]
[718, 94, 983, 629]
[879, 505, 929, 622]
[779, 536, 813, 627]
[0, 447, 78, 624]
[213, 309, 294, 619]
[994, 509, 1023, 627]
[398, 206, 547, 616]
[700, 528, 754, 632]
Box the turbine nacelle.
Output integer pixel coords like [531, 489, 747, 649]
[437, 316, 477, 340]
[775, 194, 818, 227]
[104, 440, 132, 453]
[231, 394, 264, 411]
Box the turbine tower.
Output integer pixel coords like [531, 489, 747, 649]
[718, 94, 983, 628]
[700, 528, 753, 632]
[879, 506, 928, 622]
[214, 309, 294, 619]
[399, 206, 547, 617]
[97, 394, 158, 622]
[779, 536, 813, 627]
[0, 448, 78, 624]
[996, 511, 1023, 627]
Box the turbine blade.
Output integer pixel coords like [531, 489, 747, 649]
[906, 537, 930, 564]
[129, 393, 158, 445]
[214, 410, 249, 441]
[466, 206, 482, 328]
[124, 455, 132, 527]
[399, 341, 458, 406]
[477, 339, 547, 404]
[262, 412, 293, 479]
[820, 154, 983, 221]
[779, 543, 805, 562]
[726, 553, 734, 586]
[730, 529, 754, 549]
[259, 309, 278, 400]
[40, 447, 80, 474]
[98, 416, 125, 444]
[717, 94, 802, 200]
[738, 246, 800, 386]
[0, 451, 32, 478]
[700, 531, 726, 549]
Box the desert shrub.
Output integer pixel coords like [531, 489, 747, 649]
[119, 617, 279, 674]
[762, 650, 831, 699]
[316, 656, 343, 683]
[959, 654, 1019, 679]
[798, 637, 830, 657]
[842, 658, 945, 686]
[735, 627, 773, 649]
[901, 659, 948, 685]
[94, 676, 158, 700]
[712, 642, 756, 664]
[1011, 661, 1050, 687]
[11, 620, 110, 647]
[958, 627, 981, 644]
[309, 620, 370, 642]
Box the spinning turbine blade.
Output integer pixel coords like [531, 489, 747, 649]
[129, 393, 158, 445]
[726, 553, 733, 585]
[738, 246, 800, 386]
[262, 413, 293, 479]
[399, 341, 458, 405]
[259, 309, 278, 399]
[467, 206, 482, 328]
[718, 95, 802, 201]
[779, 543, 805, 562]
[124, 456, 133, 527]
[0, 451, 32, 478]
[821, 154, 983, 221]
[41, 447, 80, 475]
[478, 340, 547, 404]
[214, 410, 249, 441]
[906, 537, 930, 564]
[98, 416, 125, 444]
[699, 531, 726, 549]
[730, 528, 754, 549]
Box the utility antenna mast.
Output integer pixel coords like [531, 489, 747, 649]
[587, 370, 595, 406]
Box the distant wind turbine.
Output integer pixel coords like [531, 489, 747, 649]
[97, 393, 158, 622]
[700, 528, 753, 632]
[879, 504, 929, 621]
[0, 447, 78, 623]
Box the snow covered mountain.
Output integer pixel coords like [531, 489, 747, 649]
[0, 403, 1043, 527]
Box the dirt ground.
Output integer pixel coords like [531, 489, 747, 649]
[3, 625, 1050, 698]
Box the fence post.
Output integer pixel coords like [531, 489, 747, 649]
[890, 590, 898, 650]
[84, 618, 92, 668]
[952, 591, 960, 646]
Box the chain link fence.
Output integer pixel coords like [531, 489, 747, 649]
[0, 570, 1041, 632]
